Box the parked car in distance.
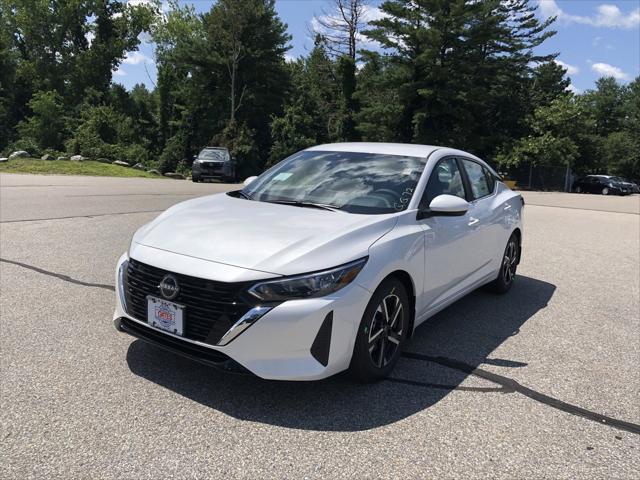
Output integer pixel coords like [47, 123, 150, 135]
[115, 143, 524, 382]
[192, 147, 236, 183]
[572, 175, 631, 195]
[613, 177, 640, 194]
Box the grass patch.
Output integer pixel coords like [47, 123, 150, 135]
[0, 157, 164, 178]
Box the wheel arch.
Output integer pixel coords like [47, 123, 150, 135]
[383, 270, 417, 339]
[512, 227, 522, 265]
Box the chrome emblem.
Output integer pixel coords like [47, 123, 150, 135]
[158, 274, 180, 300]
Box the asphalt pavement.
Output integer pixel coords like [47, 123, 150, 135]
[1, 173, 639, 479]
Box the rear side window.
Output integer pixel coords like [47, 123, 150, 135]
[461, 159, 493, 200]
[420, 158, 466, 208]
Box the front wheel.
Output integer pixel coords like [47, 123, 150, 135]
[602, 187, 609, 195]
[487, 234, 519, 294]
[349, 277, 409, 382]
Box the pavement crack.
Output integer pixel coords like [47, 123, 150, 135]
[0, 258, 115, 291]
[401, 351, 640, 435]
[0, 209, 163, 223]
[387, 377, 511, 393]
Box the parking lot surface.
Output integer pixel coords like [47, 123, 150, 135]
[1, 173, 639, 479]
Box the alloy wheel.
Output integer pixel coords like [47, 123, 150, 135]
[602, 187, 609, 195]
[367, 294, 404, 368]
[501, 240, 518, 285]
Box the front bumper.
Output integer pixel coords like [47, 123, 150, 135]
[114, 254, 371, 381]
[192, 162, 233, 178]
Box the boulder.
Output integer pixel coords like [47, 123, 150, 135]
[164, 172, 184, 179]
[57, 156, 69, 161]
[133, 163, 146, 170]
[70, 155, 86, 162]
[9, 150, 29, 159]
[41, 154, 53, 161]
[146, 169, 160, 175]
[113, 160, 130, 167]
[0, 157, 8, 163]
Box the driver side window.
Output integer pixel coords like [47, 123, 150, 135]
[420, 158, 466, 209]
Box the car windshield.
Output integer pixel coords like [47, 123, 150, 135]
[200, 149, 229, 161]
[242, 150, 427, 214]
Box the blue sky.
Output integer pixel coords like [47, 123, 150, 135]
[116, 0, 640, 94]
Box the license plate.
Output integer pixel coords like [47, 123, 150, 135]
[147, 295, 185, 336]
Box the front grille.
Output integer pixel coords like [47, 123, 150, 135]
[202, 162, 224, 170]
[124, 259, 252, 345]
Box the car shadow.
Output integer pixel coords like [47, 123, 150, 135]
[126, 275, 556, 431]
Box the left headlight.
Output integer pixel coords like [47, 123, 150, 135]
[247, 257, 368, 302]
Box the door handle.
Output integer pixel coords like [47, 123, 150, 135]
[503, 204, 512, 211]
[468, 217, 479, 226]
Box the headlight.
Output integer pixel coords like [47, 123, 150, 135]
[608, 183, 615, 188]
[248, 257, 367, 302]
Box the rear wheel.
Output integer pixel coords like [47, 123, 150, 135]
[487, 234, 519, 294]
[192, 175, 200, 183]
[574, 186, 582, 193]
[602, 187, 609, 195]
[349, 277, 409, 382]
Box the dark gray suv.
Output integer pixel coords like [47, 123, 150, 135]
[192, 147, 236, 183]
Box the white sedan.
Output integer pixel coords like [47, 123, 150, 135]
[114, 143, 523, 381]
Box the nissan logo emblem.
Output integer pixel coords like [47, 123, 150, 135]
[158, 274, 180, 300]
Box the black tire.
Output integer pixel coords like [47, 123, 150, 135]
[349, 277, 409, 382]
[486, 233, 519, 294]
[192, 175, 200, 183]
[574, 186, 582, 193]
[602, 187, 609, 195]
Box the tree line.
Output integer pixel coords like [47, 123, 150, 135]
[1, 0, 638, 182]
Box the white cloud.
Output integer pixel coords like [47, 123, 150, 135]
[123, 51, 152, 65]
[361, 5, 388, 23]
[538, 1, 640, 29]
[554, 59, 579, 75]
[85, 31, 95, 46]
[566, 84, 581, 94]
[284, 54, 296, 63]
[591, 62, 630, 80]
[113, 67, 126, 77]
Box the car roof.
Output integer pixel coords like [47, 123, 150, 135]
[306, 142, 442, 158]
[304, 142, 497, 174]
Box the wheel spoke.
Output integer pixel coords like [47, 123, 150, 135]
[368, 328, 383, 343]
[388, 332, 401, 345]
[382, 298, 390, 324]
[377, 337, 386, 367]
[389, 303, 403, 328]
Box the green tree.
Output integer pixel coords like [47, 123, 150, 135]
[496, 96, 592, 179]
[530, 61, 571, 108]
[365, 0, 556, 157]
[354, 51, 404, 142]
[17, 90, 66, 151]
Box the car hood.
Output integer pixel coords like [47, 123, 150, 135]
[132, 193, 398, 276]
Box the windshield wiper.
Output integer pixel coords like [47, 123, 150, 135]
[267, 200, 342, 212]
[237, 190, 253, 200]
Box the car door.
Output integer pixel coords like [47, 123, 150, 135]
[417, 157, 483, 312]
[459, 158, 501, 274]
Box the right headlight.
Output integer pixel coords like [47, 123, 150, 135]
[247, 257, 368, 302]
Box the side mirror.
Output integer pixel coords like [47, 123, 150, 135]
[417, 194, 469, 220]
[243, 176, 258, 187]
